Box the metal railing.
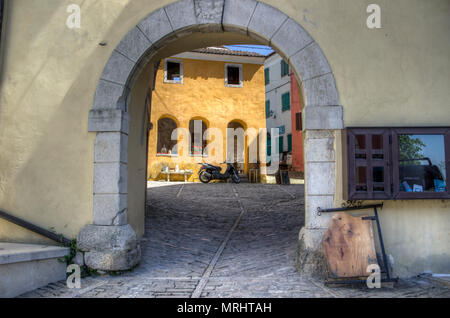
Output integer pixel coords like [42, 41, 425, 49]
[0, 209, 71, 246]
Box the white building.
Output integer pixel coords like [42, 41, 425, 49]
[264, 53, 292, 156]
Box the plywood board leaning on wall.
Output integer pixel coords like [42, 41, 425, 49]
[323, 212, 378, 278]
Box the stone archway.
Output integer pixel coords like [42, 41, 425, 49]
[79, 0, 343, 273]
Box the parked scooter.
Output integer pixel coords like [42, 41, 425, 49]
[198, 163, 241, 184]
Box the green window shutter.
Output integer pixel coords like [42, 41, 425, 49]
[287, 134, 292, 152]
[281, 60, 289, 77]
[265, 100, 271, 118]
[282, 92, 290, 111]
[278, 136, 284, 153]
[264, 68, 270, 85]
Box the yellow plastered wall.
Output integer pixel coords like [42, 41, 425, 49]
[147, 58, 266, 182]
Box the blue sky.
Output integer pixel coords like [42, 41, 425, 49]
[413, 135, 445, 167]
[224, 45, 274, 56]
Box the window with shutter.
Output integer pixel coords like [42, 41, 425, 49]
[295, 112, 302, 131]
[265, 100, 271, 118]
[281, 60, 289, 77]
[264, 68, 270, 85]
[281, 92, 290, 111]
[278, 136, 284, 153]
[287, 134, 292, 152]
[344, 127, 450, 200]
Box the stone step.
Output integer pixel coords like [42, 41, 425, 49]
[0, 242, 70, 298]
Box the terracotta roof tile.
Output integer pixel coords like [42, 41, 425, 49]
[191, 46, 265, 58]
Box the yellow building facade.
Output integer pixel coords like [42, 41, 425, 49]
[147, 48, 266, 182]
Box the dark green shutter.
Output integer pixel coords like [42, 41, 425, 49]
[281, 60, 289, 77]
[267, 134, 272, 162]
[287, 134, 292, 152]
[278, 136, 284, 153]
[282, 92, 290, 111]
[265, 100, 270, 118]
[264, 68, 270, 85]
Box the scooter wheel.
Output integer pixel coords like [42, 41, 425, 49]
[231, 171, 241, 184]
[199, 171, 212, 184]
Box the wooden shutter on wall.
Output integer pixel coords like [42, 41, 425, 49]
[279, 136, 284, 153]
[281, 92, 290, 111]
[295, 112, 302, 131]
[287, 134, 292, 152]
[265, 100, 270, 118]
[264, 68, 270, 85]
[345, 127, 450, 200]
[281, 60, 289, 77]
[347, 128, 392, 200]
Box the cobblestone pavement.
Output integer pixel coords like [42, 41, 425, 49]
[21, 182, 450, 298]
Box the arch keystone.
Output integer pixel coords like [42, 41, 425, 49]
[195, 0, 224, 32]
[223, 0, 257, 34]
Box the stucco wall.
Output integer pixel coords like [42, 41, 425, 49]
[0, 0, 448, 276]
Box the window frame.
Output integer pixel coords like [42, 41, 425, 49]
[391, 127, 450, 200]
[344, 127, 450, 200]
[164, 59, 183, 84]
[188, 119, 208, 157]
[156, 117, 179, 156]
[225, 63, 243, 88]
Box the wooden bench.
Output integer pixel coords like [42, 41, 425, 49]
[160, 170, 193, 182]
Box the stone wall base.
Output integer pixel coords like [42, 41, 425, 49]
[296, 227, 329, 278]
[78, 224, 140, 271]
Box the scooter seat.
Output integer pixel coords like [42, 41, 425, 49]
[204, 164, 222, 171]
